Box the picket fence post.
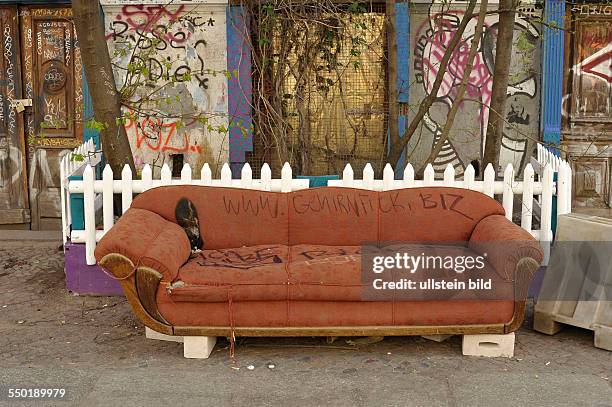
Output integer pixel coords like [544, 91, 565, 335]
[83, 165, 96, 265]
[342, 164, 354, 187]
[443, 164, 455, 187]
[502, 164, 514, 221]
[161, 164, 172, 185]
[181, 163, 192, 184]
[281, 162, 292, 192]
[221, 163, 232, 186]
[403, 164, 414, 188]
[200, 163, 212, 186]
[102, 165, 114, 233]
[141, 164, 153, 191]
[383, 164, 394, 191]
[521, 164, 535, 232]
[121, 165, 133, 214]
[463, 165, 475, 190]
[241, 163, 253, 189]
[261, 163, 272, 191]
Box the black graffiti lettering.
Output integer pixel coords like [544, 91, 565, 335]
[444, 193, 474, 220]
[379, 191, 406, 213]
[336, 194, 349, 214]
[223, 195, 280, 218]
[420, 193, 437, 209]
[196, 246, 283, 270]
[109, 21, 129, 40]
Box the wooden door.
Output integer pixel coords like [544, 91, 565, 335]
[20, 6, 84, 230]
[0, 6, 30, 228]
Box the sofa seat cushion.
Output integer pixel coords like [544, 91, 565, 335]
[167, 245, 290, 302]
[288, 245, 364, 301]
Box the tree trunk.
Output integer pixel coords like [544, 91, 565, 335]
[72, 0, 135, 174]
[386, 0, 477, 168]
[482, 0, 519, 175]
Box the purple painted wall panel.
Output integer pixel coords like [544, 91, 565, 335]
[227, 6, 253, 177]
[64, 243, 123, 296]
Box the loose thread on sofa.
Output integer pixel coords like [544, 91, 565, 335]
[228, 287, 237, 363]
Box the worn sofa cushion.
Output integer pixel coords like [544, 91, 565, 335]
[131, 186, 289, 249]
[167, 245, 290, 302]
[288, 245, 363, 301]
[379, 188, 505, 242]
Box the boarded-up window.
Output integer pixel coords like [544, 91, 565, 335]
[571, 21, 612, 121]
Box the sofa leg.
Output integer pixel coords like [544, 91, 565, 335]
[183, 336, 217, 359]
[462, 333, 515, 358]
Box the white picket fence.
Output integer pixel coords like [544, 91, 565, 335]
[61, 141, 572, 266]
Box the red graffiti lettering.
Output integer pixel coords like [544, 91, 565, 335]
[124, 115, 202, 154]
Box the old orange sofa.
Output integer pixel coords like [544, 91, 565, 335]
[95, 186, 543, 357]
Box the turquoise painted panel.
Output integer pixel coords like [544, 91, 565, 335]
[68, 175, 84, 231]
[297, 175, 340, 188]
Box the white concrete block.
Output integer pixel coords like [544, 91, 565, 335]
[462, 333, 515, 358]
[183, 336, 217, 359]
[145, 327, 183, 343]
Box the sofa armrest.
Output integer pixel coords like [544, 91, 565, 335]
[469, 215, 543, 298]
[94, 208, 191, 282]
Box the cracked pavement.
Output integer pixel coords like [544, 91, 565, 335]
[0, 240, 610, 406]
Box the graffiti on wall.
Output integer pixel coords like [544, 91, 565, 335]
[104, 3, 228, 173]
[408, 4, 541, 175]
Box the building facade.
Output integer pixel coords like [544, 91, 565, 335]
[0, 0, 610, 230]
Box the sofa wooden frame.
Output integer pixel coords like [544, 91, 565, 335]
[100, 253, 538, 341]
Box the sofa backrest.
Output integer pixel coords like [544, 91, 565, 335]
[131, 185, 289, 249]
[378, 188, 506, 242]
[130, 186, 505, 248]
[288, 188, 379, 246]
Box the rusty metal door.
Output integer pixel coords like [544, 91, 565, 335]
[20, 6, 83, 230]
[0, 6, 30, 228]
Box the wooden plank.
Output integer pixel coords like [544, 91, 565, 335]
[0, 209, 31, 224]
[173, 324, 507, 338]
[0, 6, 30, 222]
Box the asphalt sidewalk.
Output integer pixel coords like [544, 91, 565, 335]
[0, 240, 610, 407]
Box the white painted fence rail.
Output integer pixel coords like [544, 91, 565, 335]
[62, 140, 572, 266]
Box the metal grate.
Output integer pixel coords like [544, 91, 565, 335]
[251, 3, 388, 177]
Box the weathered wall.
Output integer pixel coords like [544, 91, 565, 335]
[562, 3, 612, 209]
[405, 2, 542, 176]
[102, 2, 229, 175]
